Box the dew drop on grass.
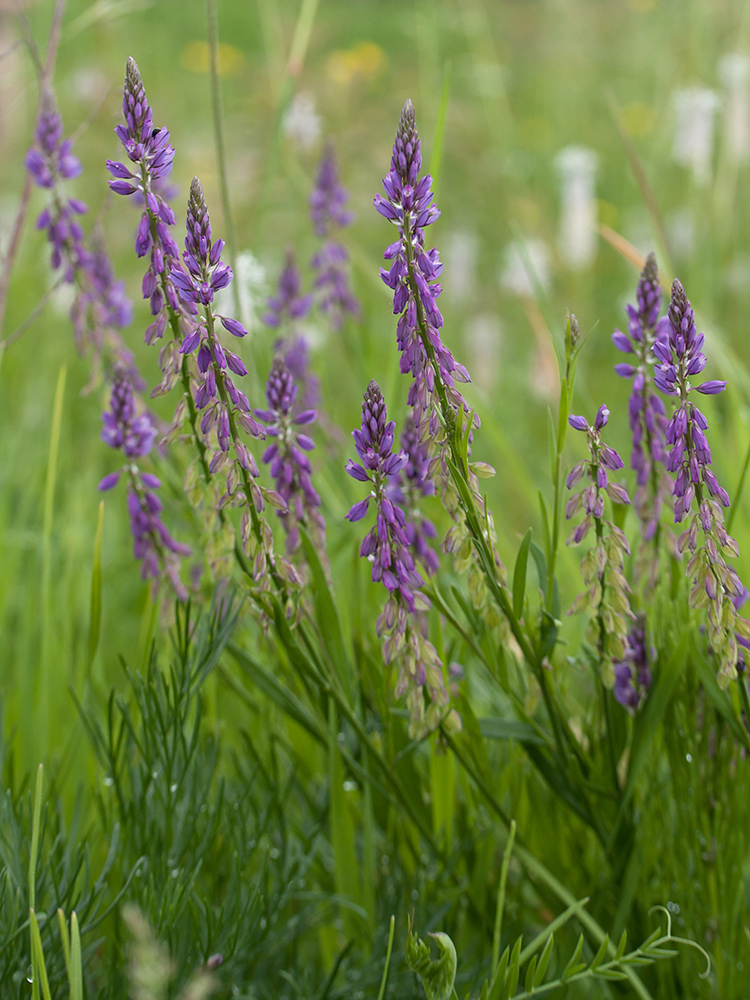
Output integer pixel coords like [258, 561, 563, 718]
[269, 847, 280, 859]
[343, 780, 357, 792]
[260, 918, 267, 930]
[685, 753, 693, 762]
[103, 775, 114, 787]
[170, 782, 178, 793]
[411, 889, 419, 901]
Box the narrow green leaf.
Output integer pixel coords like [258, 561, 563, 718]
[88, 500, 104, 669]
[328, 704, 363, 939]
[615, 930, 628, 960]
[29, 910, 52, 1000]
[429, 67, 451, 196]
[225, 645, 326, 744]
[299, 526, 351, 685]
[501, 936, 522, 1000]
[524, 955, 538, 994]
[69, 912, 83, 1000]
[546, 408, 557, 483]
[478, 717, 545, 745]
[512, 528, 532, 618]
[590, 934, 609, 970]
[533, 933, 555, 988]
[28, 764, 43, 909]
[488, 947, 510, 1000]
[530, 526, 549, 599]
[562, 933, 584, 979]
[611, 630, 691, 842]
[594, 968, 630, 981]
[520, 897, 588, 965]
[57, 909, 71, 980]
[376, 916, 395, 1000]
[491, 820, 516, 976]
[557, 376, 569, 453]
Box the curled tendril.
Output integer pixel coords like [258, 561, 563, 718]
[648, 905, 712, 980]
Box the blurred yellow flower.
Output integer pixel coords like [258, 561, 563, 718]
[621, 102, 656, 138]
[180, 41, 245, 76]
[326, 42, 387, 85]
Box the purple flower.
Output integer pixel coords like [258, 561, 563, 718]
[348, 381, 455, 738]
[388, 415, 440, 575]
[263, 250, 312, 328]
[655, 280, 728, 525]
[25, 96, 137, 387]
[309, 142, 354, 237]
[346, 380, 421, 610]
[25, 101, 82, 189]
[612, 254, 671, 544]
[256, 356, 324, 553]
[309, 144, 360, 329]
[613, 616, 652, 711]
[99, 370, 190, 598]
[656, 280, 750, 685]
[108, 57, 185, 333]
[375, 100, 472, 444]
[310, 240, 361, 330]
[25, 98, 88, 282]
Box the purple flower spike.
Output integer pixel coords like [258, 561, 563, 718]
[310, 142, 355, 237]
[375, 100, 473, 446]
[26, 92, 137, 387]
[264, 250, 312, 328]
[346, 382, 418, 608]
[99, 369, 189, 598]
[348, 381, 455, 739]
[655, 279, 750, 686]
[309, 144, 361, 330]
[613, 615, 652, 712]
[257, 356, 325, 554]
[108, 57, 182, 328]
[656, 279, 727, 527]
[612, 254, 671, 547]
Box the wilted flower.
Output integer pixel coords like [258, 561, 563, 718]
[566, 405, 633, 666]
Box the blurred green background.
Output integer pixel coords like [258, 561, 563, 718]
[2, 0, 750, 778]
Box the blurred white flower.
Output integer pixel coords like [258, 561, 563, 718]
[671, 86, 721, 185]
[499, 239, 551, 299]
[214, 249, 267, 336]
[554, 145, 598, 269]
[283, 92, 321, 152]
[466, 313, 502, 391]
[443, 229, 479, 304]
[719, 53, 750, 164]
[666, 208, 695, 260]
